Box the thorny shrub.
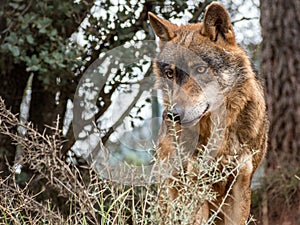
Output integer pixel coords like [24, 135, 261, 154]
[0, 97, 255, 225]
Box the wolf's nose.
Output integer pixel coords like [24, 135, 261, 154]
[167, 108, 181, 122]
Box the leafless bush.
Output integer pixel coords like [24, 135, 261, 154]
[0, 97, 256, 224]
[0, 97, 103, 223]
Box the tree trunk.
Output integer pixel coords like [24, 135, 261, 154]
[0, 61, 29, 177]
[29, 76, 68, 134]
[260, 0, 300, 224]
[261, 0, 300, 168]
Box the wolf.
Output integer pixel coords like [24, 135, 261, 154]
[149, 3, 268, 225]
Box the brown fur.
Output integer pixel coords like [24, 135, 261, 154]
[149, 3, 268, 225]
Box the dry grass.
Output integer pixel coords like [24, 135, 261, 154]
[0, 97, 256, 225]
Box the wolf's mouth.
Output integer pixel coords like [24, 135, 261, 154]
[181, 104, 210, 127]
[202, 103, 210, 116]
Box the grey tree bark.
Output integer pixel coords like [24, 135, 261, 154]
[260, 0, 300, 224]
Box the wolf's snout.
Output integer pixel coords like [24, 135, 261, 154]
[167, 108, 182, 122]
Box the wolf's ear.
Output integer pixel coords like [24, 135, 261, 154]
[148, 12, 177, 41]
[202, 3, 236, 45]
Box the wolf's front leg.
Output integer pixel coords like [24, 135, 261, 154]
[193, 201, 209, 225]
[223, 154, 253, 225]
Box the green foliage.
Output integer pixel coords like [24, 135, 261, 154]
[0, 0, 87, 86]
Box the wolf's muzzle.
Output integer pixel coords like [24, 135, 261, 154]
[167, 108, 182, 122]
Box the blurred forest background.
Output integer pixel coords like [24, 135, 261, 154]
[0, 0, 299, 224]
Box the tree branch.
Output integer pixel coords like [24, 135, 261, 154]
[101, 66, 152, 143]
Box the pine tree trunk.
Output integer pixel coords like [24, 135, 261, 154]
[261, 0, 300, 167]
[260, 0, 300, 224]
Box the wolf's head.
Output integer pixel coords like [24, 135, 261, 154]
[149, 3, 255, 127]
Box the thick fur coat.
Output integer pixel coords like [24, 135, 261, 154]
[149, 3, 268, 225]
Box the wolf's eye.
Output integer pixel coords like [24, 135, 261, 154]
[164, 68, 174, 79]
[196, 66, 207, 74]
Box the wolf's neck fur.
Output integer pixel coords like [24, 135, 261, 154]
[199, 76, 266, 170]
